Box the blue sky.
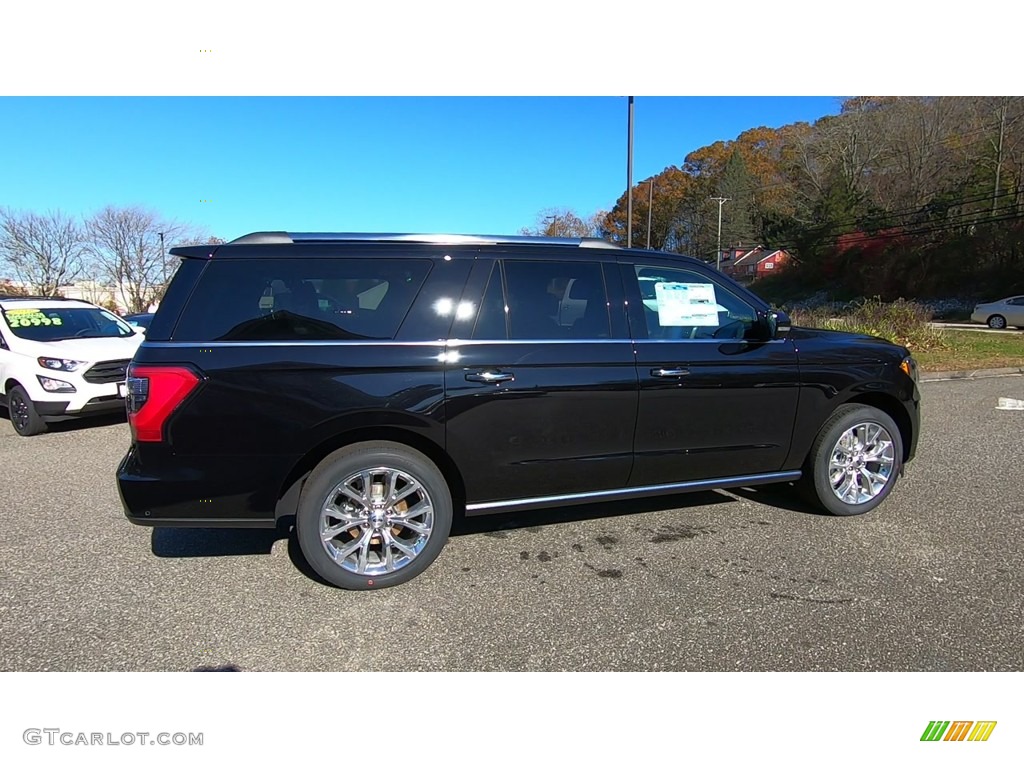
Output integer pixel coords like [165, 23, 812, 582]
[0, 97, 844, 241]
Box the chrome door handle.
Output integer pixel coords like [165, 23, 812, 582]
[465, 370, 515, 384]
[651, 368, 690, 377]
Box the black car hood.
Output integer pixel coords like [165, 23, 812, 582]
[788, 325, 909, 360]
[789, 326, 891, 344]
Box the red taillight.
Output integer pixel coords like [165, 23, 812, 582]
[127, 365, 200, 443]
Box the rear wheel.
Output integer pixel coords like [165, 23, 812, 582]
[802, 404, 903, 516]
[6, 385, 47, 437]
[988, 314, 1007, 329]
[296, 441, 452, 590]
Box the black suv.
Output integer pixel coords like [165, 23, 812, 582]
[117, 232, 921, 589]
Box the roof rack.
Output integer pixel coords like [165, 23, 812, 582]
[228, 232, 620, 249]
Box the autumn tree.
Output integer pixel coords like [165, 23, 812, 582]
[521, 208, 601, 238]
[0, 208, 87, 295]
[602, 167, 700, 252]
[559, 96, 1024, 299]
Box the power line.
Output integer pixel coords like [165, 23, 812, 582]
[770, 209, 1024, 254]
[780, 188, 1023, 242]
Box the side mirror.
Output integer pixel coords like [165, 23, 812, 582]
[763, 309, 791, 340]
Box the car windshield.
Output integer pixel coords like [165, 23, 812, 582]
[1, 306, 136, 341]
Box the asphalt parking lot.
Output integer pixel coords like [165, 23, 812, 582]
[1, 376, 1022, 672]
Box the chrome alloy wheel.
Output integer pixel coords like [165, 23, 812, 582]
[828, 422, 896, 505]
[319, 467, 435, 576]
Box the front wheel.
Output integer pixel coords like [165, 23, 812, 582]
[6, 385, 48, 436]
[296, 441, 453, 590]
[802, 404, 903, 516]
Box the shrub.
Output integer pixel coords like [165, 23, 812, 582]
[790, 297, 948, 352]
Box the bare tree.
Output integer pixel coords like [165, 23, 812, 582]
[794, 106, 888, 214]
[85, 206, 203, 313]
[0, 208, 87, 295]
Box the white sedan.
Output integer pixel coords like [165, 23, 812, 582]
[971, 296, 1024, 329]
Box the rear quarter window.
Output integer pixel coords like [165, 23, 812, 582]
[171, 258, 432, 341]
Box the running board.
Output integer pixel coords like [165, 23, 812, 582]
[465, 470, 802, 515]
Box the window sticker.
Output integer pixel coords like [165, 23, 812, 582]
[4, 309, 62, 327]
[654, 282, 719, 326]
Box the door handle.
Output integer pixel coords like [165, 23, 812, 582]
[465, 370, 515, 384]
[651, 367, 690, 378]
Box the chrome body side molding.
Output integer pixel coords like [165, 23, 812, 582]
[464, 471, 802, 515]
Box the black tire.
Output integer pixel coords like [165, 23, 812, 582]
[801, 404, 903, 517]
[6, 385, 47, 437]
[987, 314, 1007, 329]
[296, 441, 452, 590]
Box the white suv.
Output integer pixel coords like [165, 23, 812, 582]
[0, 296, 144, 436]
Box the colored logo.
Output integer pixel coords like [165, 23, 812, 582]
[921, 721, 997, 742]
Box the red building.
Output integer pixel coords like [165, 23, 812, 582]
[721, 245, 790, 282]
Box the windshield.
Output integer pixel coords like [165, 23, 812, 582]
[1, 306, 136, 341]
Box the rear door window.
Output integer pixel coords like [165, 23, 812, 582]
[172, 258, 432, 341]
[496, 260, 610, 340]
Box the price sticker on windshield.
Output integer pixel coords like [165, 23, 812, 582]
[4, 310, 61, 328]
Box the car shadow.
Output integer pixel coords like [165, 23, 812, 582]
[151, 527, 284, 558]
[150, 526, 331, 586]
[45, 411, 128, 432]
[149, 487, 803, 584]
[449, 490, 735, 536]
[193, 664, 242, 671]
[152, 492, 737, 559]
[724, 482, 830, 516]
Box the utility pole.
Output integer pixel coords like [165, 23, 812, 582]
[646, 180, 654, 249]
[158, 232, 166, 285]
[993, 99, 1007, 218]
[710, 197, 729, 270]
[627, 96, 634, 248]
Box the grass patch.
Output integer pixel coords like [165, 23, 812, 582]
[913, 331, 1024, 372]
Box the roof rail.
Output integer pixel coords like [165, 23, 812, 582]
[227, 232, 620, 249]
[228, 231, 293, 245]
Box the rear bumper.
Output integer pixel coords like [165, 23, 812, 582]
[37, 395, 125, 418]
[905, 395, 920, 463]
[117, 448, 292, 527]
[124, 515, 278, 529]
[901, 373, 922, 464]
